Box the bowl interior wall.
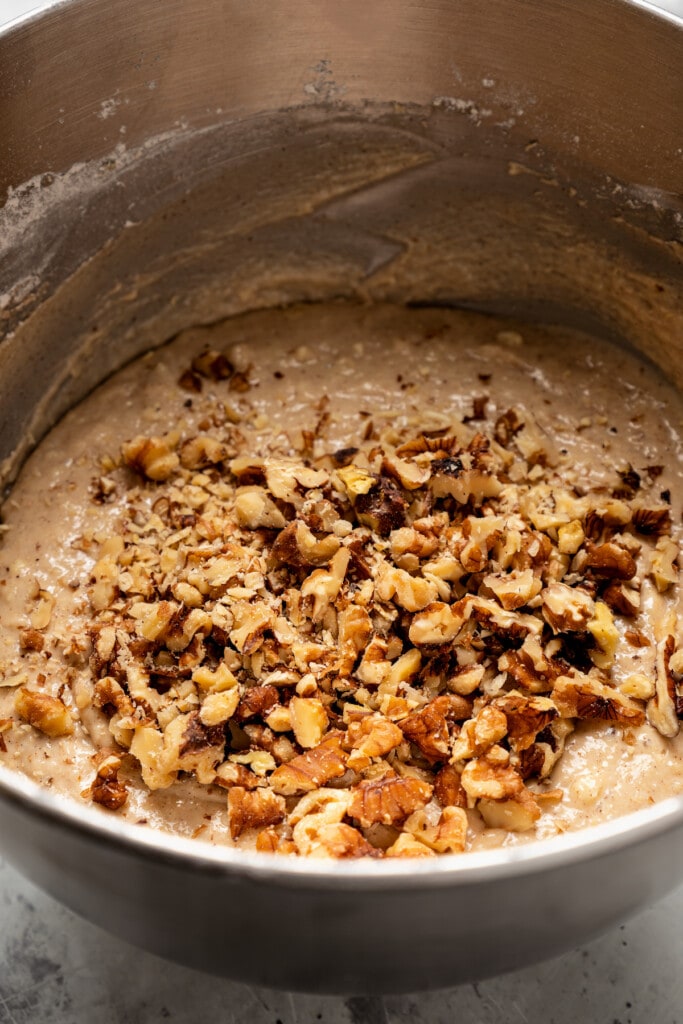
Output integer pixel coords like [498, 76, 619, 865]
[1, 104, 681, 490]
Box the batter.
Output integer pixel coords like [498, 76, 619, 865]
[0, 303, 681, 857]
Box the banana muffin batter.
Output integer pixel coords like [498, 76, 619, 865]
[0, 302, 681, 858]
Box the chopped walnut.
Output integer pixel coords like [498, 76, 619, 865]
[175, 711, 226, 782]
[235, 684, 278, 721]
[346, 713, 404, 770]
[541, 583, 595, 633]
[430, 437, 503, 506]
[483, 569, 542, 611]
[179, 435, 231, 470]
[255, 828, 287, 853]
[301, 547, 350, 621]
[494, 408, 524, 446]
[557, 520, 585, 555]
[587, 601, 619, 669]
[477, 790, 540, 832]
[19, 628, 45, 652]
[348, 773, 433, 827]
[122, 433, 180, 481]
[296, 820, 382, 859]
[234, 488, 287, 529]
[386, 833, 436, 858]
[355, 477, 408, 536]
[451, 705, 509, 761]
[409, 602, 465, 645]
[15, 688, 74, 737]
[650, 537, 679, 592]
[336, 464, 376, 499]
[376, 564, 439, 612]
[460, 755, 523, 800]
[621, 673, 656, 701]
[404, 804, 468, 853]
[384, 648, 422, 690]
[271, 520, 340, 567]
[457, 515, 505, 573]
[129, 726, 176, 790]
[382, 452, 431, 491]
[516, 719, 574, 781]
[286, 788, 375, 857]
[0, 719, 12, 753]
[231, 601, 274, 655]
[93, 676, 135, 717]
[648, 634, 679, 738]
[601, 581, 640, 618]
[191, 346, 234, 381]
[228, 786, 286, 839]
[400, 695, 469, 762]
[390, 524, 440, 560]
[632, 507, 671, 537]
[15, 356, 682, 860]
[214, 761, 261, 789]
[492, 692, 558, 752]
[199, 688, 240, 726]
[266, 459, 328, 505]
[584, 542, 637, 581]
[288, 697, 329, 749]
[553, 674, 645, 726]
[461, 756, 540, 832]
[337, 604, 373, 653]
[433, 763, 467, 808]
[88, 751, 128, 811]
[270, 733, 347, 795]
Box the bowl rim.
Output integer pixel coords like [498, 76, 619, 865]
[1, 760, 682, 889]
[1, 0, 682, 39]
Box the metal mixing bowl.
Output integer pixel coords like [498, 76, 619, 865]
[0, 0, 682, 993]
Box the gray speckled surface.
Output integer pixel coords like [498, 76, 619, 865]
[2, 854, 683, 1024]
[2, 2, 683, 1021]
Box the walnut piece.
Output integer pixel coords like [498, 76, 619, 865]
[19, 628, 45, 652]
[587, 602, 619, 669]
[346, 714, 404, 771]
[400, 695, 468, 762]
[553, 674, 645, 726]
[271, 520, 340, 567]
[541, 583, 595, 633]
[122, 433, 180, 481]
[434, 763, 467, 808]
[404, 804, 468, 853]
[270, 733, 347, 795]
[288, 696, 329, 749]
[386, 833, 436, 858]
[228, 786, 286, 839]
[492, 692, 558, 752]
[89, 751, 128, 811]
[15, 688, 74, 737]
[348, 774, 433, 827]
[461, 757, 540, 832]
[648, 634, 679, 738]
[296, 820, 381, 859]
[650, 537, 679, 592]
[584, 542, 637, 581]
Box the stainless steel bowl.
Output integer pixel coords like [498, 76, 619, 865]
[0, 0, 682, 994]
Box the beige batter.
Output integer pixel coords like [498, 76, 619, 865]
[0, 302, 681, 856]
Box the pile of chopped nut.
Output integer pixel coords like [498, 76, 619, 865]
[10, 346, 683, 858]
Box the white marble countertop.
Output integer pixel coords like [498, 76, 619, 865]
[2, 1, 682, 1021]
